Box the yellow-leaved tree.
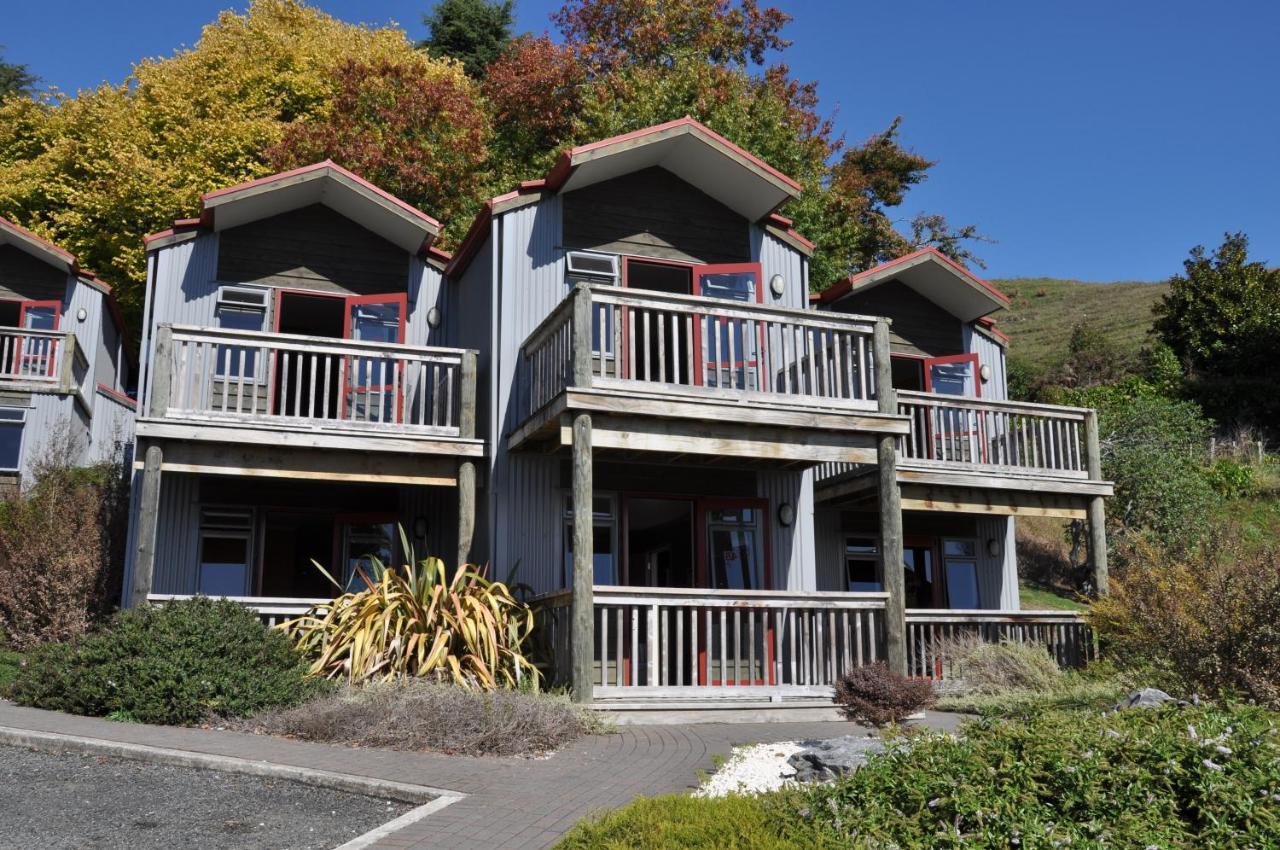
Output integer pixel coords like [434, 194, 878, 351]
[0, 0, 477, 332]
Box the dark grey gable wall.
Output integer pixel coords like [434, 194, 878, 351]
[0, 245, 68, 302]
[216, 204, 411, 295]
[830, 279, 964, 357]
[562, 166, 750, 264]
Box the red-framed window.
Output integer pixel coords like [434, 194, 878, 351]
[923, 353, 981, 398]
[345, 293, 408, 424]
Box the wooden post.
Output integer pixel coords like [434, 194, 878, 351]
[873, 320, 907, 676]
[130, 442, 164, 608]
[1084, 410, 1109, 596]
[149, 325, 174, 418]
[570, 412, 594, 704]
[57, 333, 77, 394]
[571, 282, 593, 389]
[456, 350, 478, 566]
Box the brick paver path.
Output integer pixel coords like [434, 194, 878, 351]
[0, 701, 962, 849]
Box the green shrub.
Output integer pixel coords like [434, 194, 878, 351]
[935, 663, 1140, 717]
[233, 680, 604, 756]
[833, 663, 935, 726]
[1207, 457, 1258, 498]
[11, 597, 326, 725]
[1091, 534, 1280, 708]
[796, 704, 1280, 847]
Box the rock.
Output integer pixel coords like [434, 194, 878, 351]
[787, 736, 885, 782]
[1110, 688, 1182, 712]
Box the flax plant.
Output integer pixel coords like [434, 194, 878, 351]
[281, 530, 538, 689]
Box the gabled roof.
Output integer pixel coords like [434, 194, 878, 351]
[545, 116, 801, 222]
[0, 216, 131, 341]
[814, 247, 1010, 323]
[0, 215, 76, 274]
[446, 117, 814, 278]
[146, 162, 441, 255]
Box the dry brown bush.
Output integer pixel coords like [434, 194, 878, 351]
[1090, 532, 1280, 707]
[232, 680, 603, 756]
[0, 431, 128, 650]
[936, 633, 1062, 695]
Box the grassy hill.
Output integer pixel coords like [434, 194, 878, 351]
[989, 278, 1170, 372]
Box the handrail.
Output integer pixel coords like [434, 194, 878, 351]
[906, 608, 1086, 621]
[897, 389, 1093, 418]
[588, 284, 881, 332]
[169, 324, 465, 360]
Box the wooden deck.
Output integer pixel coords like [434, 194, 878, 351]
[0, 327, 91, 404]
[510, 283, 907, 464]
[135, 324, 483, 461]
[533, 586, 1091, 701]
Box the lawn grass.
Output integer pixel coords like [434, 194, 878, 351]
[1018, 581, 1087, 611]
[991, 277, 1168, 373]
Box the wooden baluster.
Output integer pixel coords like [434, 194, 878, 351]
[629, 606, 639, 687]
[675, 606, 684, 686]
[599, 604, 609, 688]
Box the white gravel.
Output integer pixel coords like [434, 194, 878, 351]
[694, 741, 806, 797]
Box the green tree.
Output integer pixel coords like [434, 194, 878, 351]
[1048, 322, 1131, 389]
[0, 51, 36, 100]
[420, 0, 514, 78]
[1153, 232, 1280, 433]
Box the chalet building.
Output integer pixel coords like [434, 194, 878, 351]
[123, 119, 1110, 713]
[0, 217, 135, 491]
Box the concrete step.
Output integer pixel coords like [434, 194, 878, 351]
[593, 698, 845, 725]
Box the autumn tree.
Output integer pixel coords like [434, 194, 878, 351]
[420, 0, 514, 78]
[267, 58, 489, 244]
[0, 0, 447, 329]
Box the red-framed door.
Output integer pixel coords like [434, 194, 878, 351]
[269, 288, 346, 417]
[693, 264, 764, 392]
[18, 299, 61, 377]
[922, 353, 982, 463]
[342, 293, 408, 424]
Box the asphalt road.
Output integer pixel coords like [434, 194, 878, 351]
[0, 744, 413, 850]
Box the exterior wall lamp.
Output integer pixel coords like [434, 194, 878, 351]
[777, 502, 795, 527]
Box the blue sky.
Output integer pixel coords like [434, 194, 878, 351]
[3, 0, 1277, 281]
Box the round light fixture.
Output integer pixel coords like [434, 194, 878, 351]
[426, 306, 442, 328]
[76, 307, 88, 322]
[979, 363, 992, 383]
[777, 502, 795, 527]
[769, 273, 785, 299]
[986, 537, 1001, 558]
[413, 516, 430, 539]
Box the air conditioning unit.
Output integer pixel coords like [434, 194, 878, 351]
[566, 251, 619, 285]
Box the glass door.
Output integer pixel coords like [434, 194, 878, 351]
[924, 353, 981, 462]
[18, 300, 60, 378]
[699, 498, 771, 685]
[337, 515, 397, 593]
[942, 540, 981, 609]
[695, 263, 762, 391]
[344, 294, 406, 424]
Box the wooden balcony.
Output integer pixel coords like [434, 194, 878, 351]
[510, 283, 908, 466]
[533, 586, 1092, 704]
[0, 327, 91, 405]
[816, 392, 1113, 512]
[133, 324, 482, 484]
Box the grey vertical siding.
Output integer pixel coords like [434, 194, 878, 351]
[813, 505, 844, 591]
[757, 468, 816, 591]
[751, 227, 808, 310]
[19, 394, 79, 479]
[965, 324, 1008, 401]
[975, 515, 1018, 610]
[149, 472, 202, 594]
[407, 258, 448, 348]
[491, 197, 567, 593]
[87, 391, 135, 466]
[453, 233, 495, 566]
[140, 234, 221, 407]
[398, 483, 459, 565]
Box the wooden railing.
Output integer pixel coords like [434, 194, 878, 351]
[519, 283, 885, 419]
[905, 609, 1096, 679]
[147, 593, 322, 628]
[897, 391, 1091, 477]
[0, 327, 78, 386]
[150, 324, 476, 438]
[534, 586, 889, 696]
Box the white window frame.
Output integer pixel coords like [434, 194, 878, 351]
[213, 285, 270, 384]
[197, 506, 255, 597]
[844, 535, 881, 593]
[941, 537, 981, 609]
[566, 251, 619, 284]
[0, 407, 25, 473]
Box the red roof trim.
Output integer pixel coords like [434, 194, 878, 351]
[815, 247, 1010, 307]
[977, 315, 1010, 344]
[563, 116, 803, 194]
[143, 218, 204, 246]
[443, 201, 494, 279]
[0, 215, 76, 263]
[96, 382, 137, 410]
[767, 212, 794, 228]
[201, 160, 442, 231]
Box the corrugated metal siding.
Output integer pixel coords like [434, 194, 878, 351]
[491, 197, 567, 593]
[965, 325, 1008, 401]
[975, 515, 1018, 609]
[140, 234, 220, 408]
[87, 391, 135, 465]
[813, 505, 844, 591]
[454, 233, 495, 565]
[399, 484, 459, 565]
[407, 258, 448, 348]
[756, 468, 815, 590]
[149, 472, 201, 594]
[18, 394, 80, 479]
[751, 227, 808, 310]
